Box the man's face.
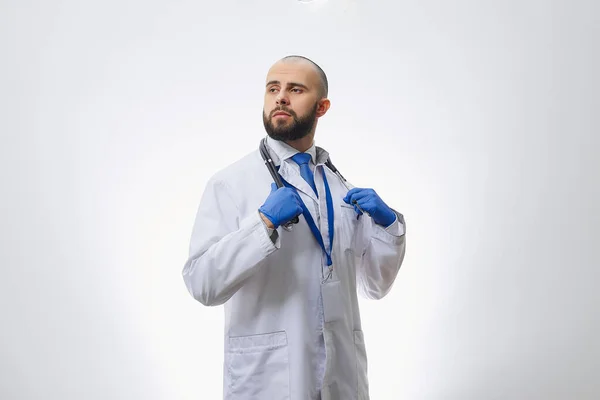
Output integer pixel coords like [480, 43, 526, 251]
[262, 61, 323, 142]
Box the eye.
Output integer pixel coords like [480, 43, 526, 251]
[291, 88, 303, 93]
[268, 87, 279, 93]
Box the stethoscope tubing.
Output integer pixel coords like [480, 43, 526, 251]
[259, 138, 368, 229]
[260, 138, 300, 228]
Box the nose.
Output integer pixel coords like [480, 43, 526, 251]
[275, 92, 289, 106]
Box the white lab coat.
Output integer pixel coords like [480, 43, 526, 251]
[182, 136, 406, 400]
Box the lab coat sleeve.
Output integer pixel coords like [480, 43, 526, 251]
[356, 209, 406, 300]
[182, 177, 280, 306]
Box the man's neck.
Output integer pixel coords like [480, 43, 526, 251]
[285, 132, 315, 153]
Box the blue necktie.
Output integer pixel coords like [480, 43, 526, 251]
[291, 153, 318, 196]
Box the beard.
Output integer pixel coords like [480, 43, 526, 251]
[263, 102, 318, 142]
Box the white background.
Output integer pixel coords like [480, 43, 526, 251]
[1, 0, 599, 399]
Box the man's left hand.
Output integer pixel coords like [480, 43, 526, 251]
[343, 188, 396, 227]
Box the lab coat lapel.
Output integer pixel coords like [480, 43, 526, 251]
[278, 161, 319, 203]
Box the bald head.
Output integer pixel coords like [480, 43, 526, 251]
[278, 55, 329, 99]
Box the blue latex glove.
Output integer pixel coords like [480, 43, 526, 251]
[343, 188, 396, 227]
[259, 183, 304, 229]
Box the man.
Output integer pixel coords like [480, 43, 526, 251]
[182, 55, 406, 400]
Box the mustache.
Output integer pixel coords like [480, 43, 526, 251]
[270, 107, 296, 117]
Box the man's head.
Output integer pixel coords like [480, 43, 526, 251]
[262, 55, 331, 142]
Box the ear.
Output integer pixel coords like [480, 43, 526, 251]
[316, 98, 331, 118]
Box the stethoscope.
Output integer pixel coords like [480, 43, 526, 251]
[259, 137, 364, 231]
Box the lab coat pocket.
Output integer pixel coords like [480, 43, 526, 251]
[338, 204, 362, 255]
[354, 330, 370, 399]
[226, 331, 290, 400]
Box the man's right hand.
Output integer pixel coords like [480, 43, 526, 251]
[258, 183, 303, 229]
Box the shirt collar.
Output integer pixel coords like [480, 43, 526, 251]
[265, 136, 329, 166]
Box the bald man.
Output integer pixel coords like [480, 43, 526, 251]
[183, 55, 406, 400]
